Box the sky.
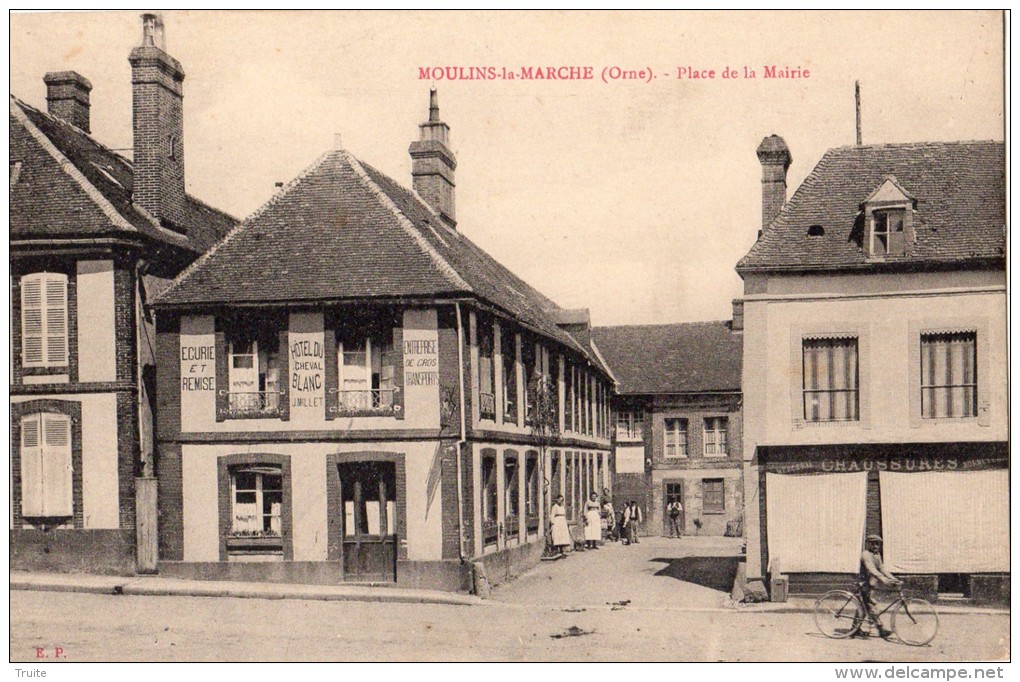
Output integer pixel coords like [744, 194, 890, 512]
[9, 11, 1005, 326]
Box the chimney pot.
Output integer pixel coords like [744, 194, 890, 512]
[140, 13, 166, 50]
[757, 134, 791, 231]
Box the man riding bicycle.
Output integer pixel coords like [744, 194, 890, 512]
[856, 534, 903, 638]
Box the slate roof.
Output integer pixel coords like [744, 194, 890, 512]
[10, 96, 236, 255]
[592, 321, 742, 395]
[154, 148, 609, 369]
[737, 141, 1005, 272]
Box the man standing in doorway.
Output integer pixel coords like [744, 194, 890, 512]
[667, 498, 683, 538]
[623, 500, 642, 545]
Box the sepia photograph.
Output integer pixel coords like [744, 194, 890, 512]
[8, 9, 1008, 671]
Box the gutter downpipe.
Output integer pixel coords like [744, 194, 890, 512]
[454, 302, 467, 563]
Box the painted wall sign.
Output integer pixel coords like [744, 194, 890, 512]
[403, 337, 439, 387]
[766, 454, 1005, 475]
[290, 336, 324, 409]
[180, 343, 215, 391]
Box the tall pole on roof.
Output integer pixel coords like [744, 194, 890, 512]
[855, 80, 863, 145]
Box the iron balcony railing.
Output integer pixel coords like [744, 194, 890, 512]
[227, 391, 282, 418]
[329, 388, 398, 414]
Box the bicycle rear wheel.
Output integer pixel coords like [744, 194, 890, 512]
[892, 598, 939, 646]
[814, 590, 863, 639]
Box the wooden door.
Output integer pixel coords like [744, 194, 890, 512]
[339, 461, 397, 582]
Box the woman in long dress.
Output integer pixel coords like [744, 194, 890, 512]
[584, 492, 602, 549]
[550, 495, 571, 556]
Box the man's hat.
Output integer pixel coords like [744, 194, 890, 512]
[866, 534, 883, 543]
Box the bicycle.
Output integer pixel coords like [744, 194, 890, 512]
[814, 585, 939, 646]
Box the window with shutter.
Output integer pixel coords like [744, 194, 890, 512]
[20, 413, 72, 517]
[21, 273, 68, 368]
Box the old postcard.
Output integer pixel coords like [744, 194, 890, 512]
[8, 10, 1008, 670]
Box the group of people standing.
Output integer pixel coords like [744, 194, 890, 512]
[549, 489, 645, 556]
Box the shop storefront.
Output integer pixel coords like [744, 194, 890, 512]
[758, 443, 1008, 602]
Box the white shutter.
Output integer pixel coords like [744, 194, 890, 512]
[42, 414, 72, 517]
[766, 472, 868, 573]
[881, 470, 1009, 573]
[21, 275, 44, 366]
[20, 414, 45, 517]
[44, 275, 68, 366]
[21, 273, 68, 368]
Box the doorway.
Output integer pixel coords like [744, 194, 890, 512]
[338, 461, 397, 582]
[663, 480, 684, 537]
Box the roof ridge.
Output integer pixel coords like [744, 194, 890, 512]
[156, 148, 335, 303]
[10, 97, 139, 235]
[595, 319, 731, 331]
[342, 150, 472, 293]
[827, 140, 1004, 152]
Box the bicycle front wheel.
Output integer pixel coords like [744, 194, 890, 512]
[892, 598, 939, 646]
[814, 590, 863, 639]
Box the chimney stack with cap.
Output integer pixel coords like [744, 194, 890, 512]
[129, 13, 186, 230]
[409, 89, 457, 229]
[756, 135, 792, 232]
[43, 71, 93, 133]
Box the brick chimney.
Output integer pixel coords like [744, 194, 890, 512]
[756, 135, 791, 231]
[731, 299, 744, 332]
[129, 13, 186, 230]
[409, 89, 457, 229]
[43, 71, 92, 133]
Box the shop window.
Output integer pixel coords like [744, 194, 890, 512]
[20, 412, 72, 518]
[504, 454, 520, 539]
[227, 465, 283, 555]
[703, 417, 728, 457]
[477, 318, 496, 421]
[871, 208, 906, 257]
[481, 452, 498, 546]
[337, 327, 397, 414]
[802, 337, 859, 422]
[921, 332, 977, 419]
[21, 273, 68, 368]
[617, 411, 644, 441]
[501, 327, 518, 424]
[664, 418, 688, 458]
[703, 478, 725, 514]
[226, 325, 284, 418]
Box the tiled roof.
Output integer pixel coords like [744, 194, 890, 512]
[9, 97, 236, 255]
[737, 141, 1005, 272]
[155, 148, 606, 367]
[592, 321, 742, 395]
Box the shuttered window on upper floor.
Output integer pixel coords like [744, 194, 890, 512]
[21, 273, 68, 368]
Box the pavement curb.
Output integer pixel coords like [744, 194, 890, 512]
[11, 574, 480, 607]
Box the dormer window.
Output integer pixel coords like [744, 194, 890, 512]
[872, 208, 906, 256]
[862, 176, 915, 259]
